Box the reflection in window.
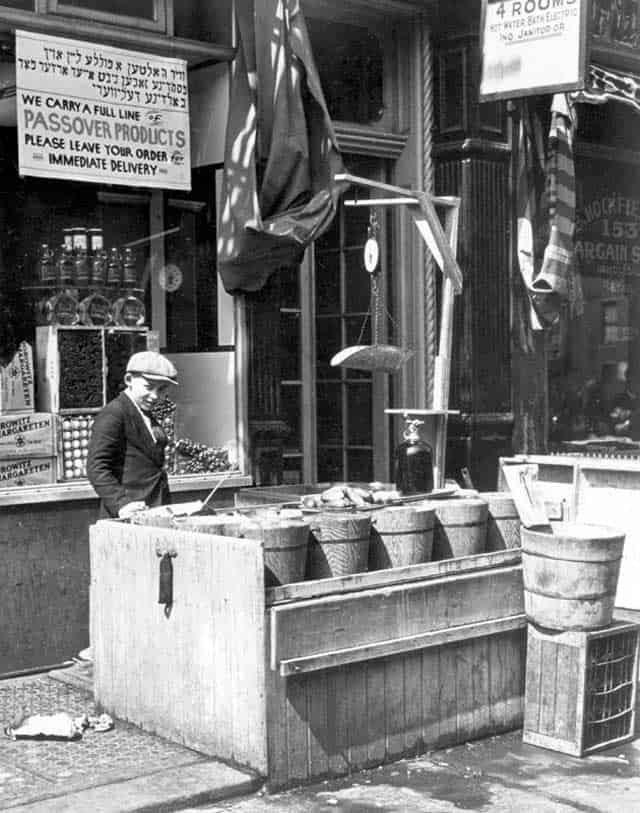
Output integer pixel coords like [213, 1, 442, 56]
[306, 18, 384, 125]
[52, 0, 156, 18]
[549, 149, 640, 452]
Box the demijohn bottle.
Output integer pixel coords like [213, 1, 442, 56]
[394, 417, 434, 495]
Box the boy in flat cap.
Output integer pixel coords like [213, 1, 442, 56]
[87, 351, 178, 519]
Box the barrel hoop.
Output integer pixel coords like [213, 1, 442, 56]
[264, 543, 308, 552]
[437, 520, 484, 529]
[311, 536, 370, 545]
[525, 586, 614, 601]
[378, 528, 433, 538]
[522, 548, 622, 564]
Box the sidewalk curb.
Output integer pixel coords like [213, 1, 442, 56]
[7, 759, 263, 812]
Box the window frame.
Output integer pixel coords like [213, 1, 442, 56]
[45, 0, 170, 34]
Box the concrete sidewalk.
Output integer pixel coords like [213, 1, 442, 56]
[182, 729, 640, 812]
[0, 669, 261, 812]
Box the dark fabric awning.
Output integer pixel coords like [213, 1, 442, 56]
[217, 0, 345, 294]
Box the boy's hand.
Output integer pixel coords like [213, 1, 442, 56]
[118, 501, 147, 519]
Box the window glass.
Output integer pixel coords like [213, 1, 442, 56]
[53, 0, 156, 19]
[306, 18, 384, 125]
[0, 1, 34, 9]
[549, 151, 640, 450]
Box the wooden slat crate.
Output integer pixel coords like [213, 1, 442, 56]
[35, 326, 157, 414]
[523, 621, 640, 756]
[91, 518, 528, 789]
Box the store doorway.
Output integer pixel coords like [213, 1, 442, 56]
[280, 158, 391, 486]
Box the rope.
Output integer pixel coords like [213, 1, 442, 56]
[421, 17, 437, 404]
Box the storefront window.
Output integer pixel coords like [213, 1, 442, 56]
[48, 0, 157, 20]
[548, 101, 640, 451]
[0, 1, 35, 9]
[306, 18, 384, 126]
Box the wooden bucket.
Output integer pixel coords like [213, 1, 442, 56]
[174, 514, 244, 537]
[306, 512, 371, 579]
[430, 497, 488, 560]
[369, 504, 435, 570]
[521, 523, 625, 631]
[129, 507, 176, 528]
[238, 515, 310, 587]
[482, 491, 521, 551]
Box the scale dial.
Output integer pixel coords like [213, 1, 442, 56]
[364, 237, 380, 272]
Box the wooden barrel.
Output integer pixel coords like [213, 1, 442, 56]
[521, 523, 625, 631]
[175, 514, 244, 537]
[239, 516, 310, 587]
[129, 507, 175, 528]
[306, 512, 371, 579]
[429, 497, 488, 560]
[369, 504, 435, 570]
[482, 492, 521, 551]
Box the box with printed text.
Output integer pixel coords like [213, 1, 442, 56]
[0, 412, 58, 459]
[0, 342, 35, 414]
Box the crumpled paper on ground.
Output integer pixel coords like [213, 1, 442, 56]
[4, 711, 114, 740]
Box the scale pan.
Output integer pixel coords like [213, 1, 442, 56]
[330, 344, 414, 373]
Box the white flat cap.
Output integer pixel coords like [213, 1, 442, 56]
[126, 351, 178, 384]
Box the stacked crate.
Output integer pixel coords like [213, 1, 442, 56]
[0, 341, 59, 487]
[35, 325, 158, 481]
[523, 621, 639, 756]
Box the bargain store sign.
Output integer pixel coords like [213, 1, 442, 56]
[16, 30, 191, 190]
[479, 0, 589, 101]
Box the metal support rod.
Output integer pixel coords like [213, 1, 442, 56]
[344, 197, 420, 206]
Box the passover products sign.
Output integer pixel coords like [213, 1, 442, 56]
[16, 30, 190, 190]
[479, 0, 588, 100]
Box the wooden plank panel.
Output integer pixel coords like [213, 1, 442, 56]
[347, 662, 369, 770]
[267, 550, 522, 605]
[366, 659, 387, 765]
[286, 675, 309, 784]
[422, 647, 441, 748]
[265, 656, 289, 789]
[326, 667, 349, 776]
[555, 641, 577, 743]
[307, 670, 329, 779]
[384, 658, 405, 758]
[91, 521, 267, 772]
[488, 633, 507, 731]
[539, 639, 558, 736]
[455, 641, 475, 742]
[471, 637, 491, 737]
[524, 627, 542, 734]
[278, 615, 526, 676]
[438, 644, 458, 747]
[272, 566, 524, 666]
[504, 628, 526, 726]
[403, 651, 423, 754]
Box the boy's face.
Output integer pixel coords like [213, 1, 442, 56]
[125, 373, 169, 413]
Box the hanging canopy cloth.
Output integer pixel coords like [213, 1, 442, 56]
[217, 0, 346, 294]
[515, 94, 582, 330]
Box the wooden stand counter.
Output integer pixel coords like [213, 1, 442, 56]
[90, 520, 526, 788]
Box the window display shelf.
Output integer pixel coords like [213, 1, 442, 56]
[0, 471, 251, 507]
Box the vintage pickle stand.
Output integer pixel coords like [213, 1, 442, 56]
[90, 175, 528, 789]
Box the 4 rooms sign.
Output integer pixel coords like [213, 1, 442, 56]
[15, 30, 191, 190]
[479, 0, 589, 101]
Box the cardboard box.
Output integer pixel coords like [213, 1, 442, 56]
[0, 342, 34, 414]
[0, 457, 57, 488]
[0, 413, 58, 459]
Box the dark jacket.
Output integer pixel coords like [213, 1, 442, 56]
[86, 392, 170, 518]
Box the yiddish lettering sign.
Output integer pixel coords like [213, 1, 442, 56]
[16, 30, 190, 190]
